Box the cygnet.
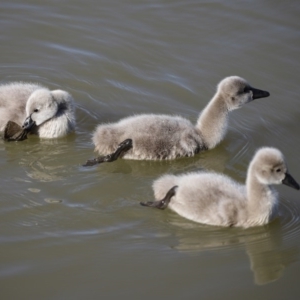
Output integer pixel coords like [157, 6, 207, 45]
[0, 82, 75, 139]
[85, 76, 269, 166]
[141, 147, 299, 228]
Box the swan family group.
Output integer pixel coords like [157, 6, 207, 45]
[0, 76, 298, 228]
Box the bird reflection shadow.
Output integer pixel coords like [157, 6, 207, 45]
[171, 217, 299, 285]
[245, 221, 298, 285]
[93, 146, 231, 178]
[2, 134, 77, 182]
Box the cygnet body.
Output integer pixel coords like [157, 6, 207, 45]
[0, 82, 75, 138]
[92, 76, 269, 160]
[143, 148, 299, 228]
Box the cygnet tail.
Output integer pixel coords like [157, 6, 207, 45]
[92, 124, 121, 155]
[153, 174, 179, 200]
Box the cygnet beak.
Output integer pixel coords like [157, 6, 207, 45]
[22, 115, 35, 130]
[251, 87, 270, 100]
[282, 173, 300, 190]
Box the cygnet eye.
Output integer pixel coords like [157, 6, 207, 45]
[33, 108, 39, 113]
[238, 86, 250, 95]
[243, 86, 250, 93]
[276, 168, 281, 173]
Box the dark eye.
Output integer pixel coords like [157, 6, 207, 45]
[238, 86, 250, 95]
[276, 168, 281, 173]
[33, 109, 39, 113]
[243, 86, 250, 93]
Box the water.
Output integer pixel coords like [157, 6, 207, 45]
[1, 1, 300, 299]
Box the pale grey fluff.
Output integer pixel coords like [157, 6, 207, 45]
[152, 147, 298, 228]
[92, 76, 269, 160]
[0, 82, 75, 138]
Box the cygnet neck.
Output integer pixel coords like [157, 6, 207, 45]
[246, 164, 278, 225]
[196, 93, 229, 149]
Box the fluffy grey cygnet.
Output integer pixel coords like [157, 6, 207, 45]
[0, 82, 75, 139]
[92, 76, 269, 161]
[142, 147, 299, 228]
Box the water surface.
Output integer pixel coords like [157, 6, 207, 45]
[1, 1, 300, 299]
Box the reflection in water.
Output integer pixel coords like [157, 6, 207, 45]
[171, 217, 299, 285]
[245, 224, 298, 285]
[90, 146, 232, 178]
[3, 135, 77, 182]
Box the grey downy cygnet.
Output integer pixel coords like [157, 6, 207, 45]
[0, 82, 75, 140]
[141, 147, 299, 228]
[85, 76, 269, 166]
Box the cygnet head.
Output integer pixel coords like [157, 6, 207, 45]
[250, 147, 299, 190]
[23, 89, 58, 129]
[217, 76, 270, 111]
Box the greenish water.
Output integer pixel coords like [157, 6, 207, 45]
[1, 1, 300, 299]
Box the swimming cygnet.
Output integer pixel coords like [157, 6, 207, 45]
[84, 76, 269, 166]
[141, 147, 299, 228]
[0, 82, 75, 140]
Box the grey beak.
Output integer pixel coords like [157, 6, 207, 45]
[22, 115, 35, 130]
[282, 173, 300, 190]
[251, 87, 270, 100]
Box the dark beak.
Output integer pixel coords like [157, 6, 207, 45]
[282, 173, 300, 190]
[22, 115, 35, 130]
[251, 87, 270, 100]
